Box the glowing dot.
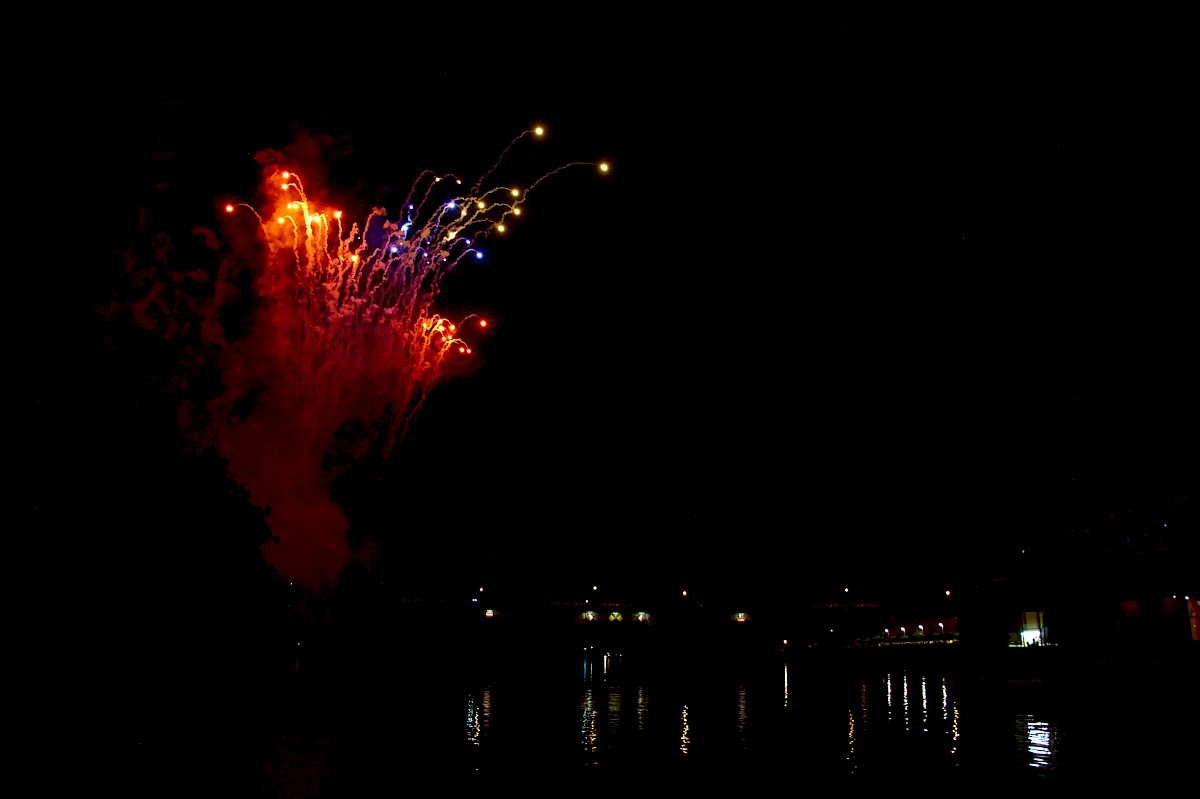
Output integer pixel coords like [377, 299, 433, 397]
[474, 252, 483, 260]
[512, 208, 521, 215]
[477, 201, 486, 209]
[496, 224, 505, 233]
[276, 217, 285, 224]
[458, 346, 466, 353]
[478, 320, 487, 327]
[599, 162, 609, 172]
[225, 204, 234, 213]
[510, 188, 520, 197]
[333, 211, 341, 219]
[534, 126, 544, 136]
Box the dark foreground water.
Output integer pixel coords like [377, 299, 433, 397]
[45, 641, 1198, 797]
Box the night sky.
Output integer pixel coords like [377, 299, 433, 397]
[30, 21, 1195, 630]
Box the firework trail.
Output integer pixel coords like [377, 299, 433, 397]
[123, 126, 607, 590]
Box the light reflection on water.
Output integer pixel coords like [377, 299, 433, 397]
[1015, 714, 1058, 770]
[464, 686, 491, 746]
[275, 651, 1196, 792]
[454, 653, 1068, 779]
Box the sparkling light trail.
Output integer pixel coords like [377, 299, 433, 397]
[129, 126, 607, 589]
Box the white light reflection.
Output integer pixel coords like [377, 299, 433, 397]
[920, 675, 929, 732]
[885, 673, 894, 722]
[903, 673, 911, 731]
[679, 705, 691, 754]
[636, 685, 649, 735]
[1015, 714, 1058, 771]
[465, 688, 492, 746]
[783, 662, 789, 708]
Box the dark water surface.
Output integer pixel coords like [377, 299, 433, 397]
[48, 642, 1197, 797]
